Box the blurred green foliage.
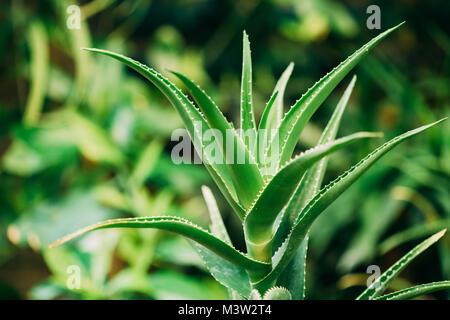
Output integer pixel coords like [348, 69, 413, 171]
[0, 0, 448, 299]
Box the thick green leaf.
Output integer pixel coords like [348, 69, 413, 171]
[357, 229, 446, 300]
[276, 234, 308, 300]
[265, 22, 404, 169]
[258, 63, 294, 169]
[260, 63, 294, 134]
[240, 31, 257, 156]
[274, 77, 356, 299]
[83, 48, 243, 217]
[289, 76, 357, 223]
[200, 186, 246, 298]
[169, 71, 234, 135]
[257, 91, 279, 172]
[274, 76, 357, 250]
[254, 118, 446, 291]
[50, 216, 270, 279]
[171, 71, 264, 209]
[375, 281, 450, 300]
[190, 242, 252, 299]
[244, 131, 382, 262]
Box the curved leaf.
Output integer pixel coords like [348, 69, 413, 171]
[258, 63, 294, 169]
[374, 281, 450, 300]
[169, 71, 234, 135]
[50, 216, 271, 278]
[276, 234, 309, 300]
[171, 71, 264, 209]
[257, 91, 279, 172]
[83, 48, 243, 216]
[260, 62, 294, 134]
[358, 230, 446, 300]
[273, 77, 356, 299]
[197, 186, 251, 298]
[265, 22, 404, 169]
[190, 241, 252, 298]
[274, 75, 357, 250]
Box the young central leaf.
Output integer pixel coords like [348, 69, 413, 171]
[240, 31, 258, 157]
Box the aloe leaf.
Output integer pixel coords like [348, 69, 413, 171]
[263, 286, 292, 300]
[199, 186, 252, 298]
[258, 63, 294, 168]
[169, 71, 235, 135]
[266, 22, 405, 169]
[288, 75, 357, 224]
[261, 63, 294, 134]
[190, 242, 252, 298]
[357, 230, 446, 300]
[374, 281, 450, 300]
[273, 78, 357, 299]
[49, 216, 271, 278]
[240, 31, 258, 156]
[254, 118, 446, 291]
[257, 91, 279, 171]
[201, 185, 231, 245]
[276, 234, 308, 300]
[171, 71, 264, 209]
[274, 76, 357, 250]
[379, 219, 450, 255]
[244, 131, 382, 262]
[83, 48, 243, 216]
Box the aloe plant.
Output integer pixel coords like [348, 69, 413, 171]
[51, 23, 449, 299]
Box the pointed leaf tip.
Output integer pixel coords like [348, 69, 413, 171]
[433, 229, 447, 240]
